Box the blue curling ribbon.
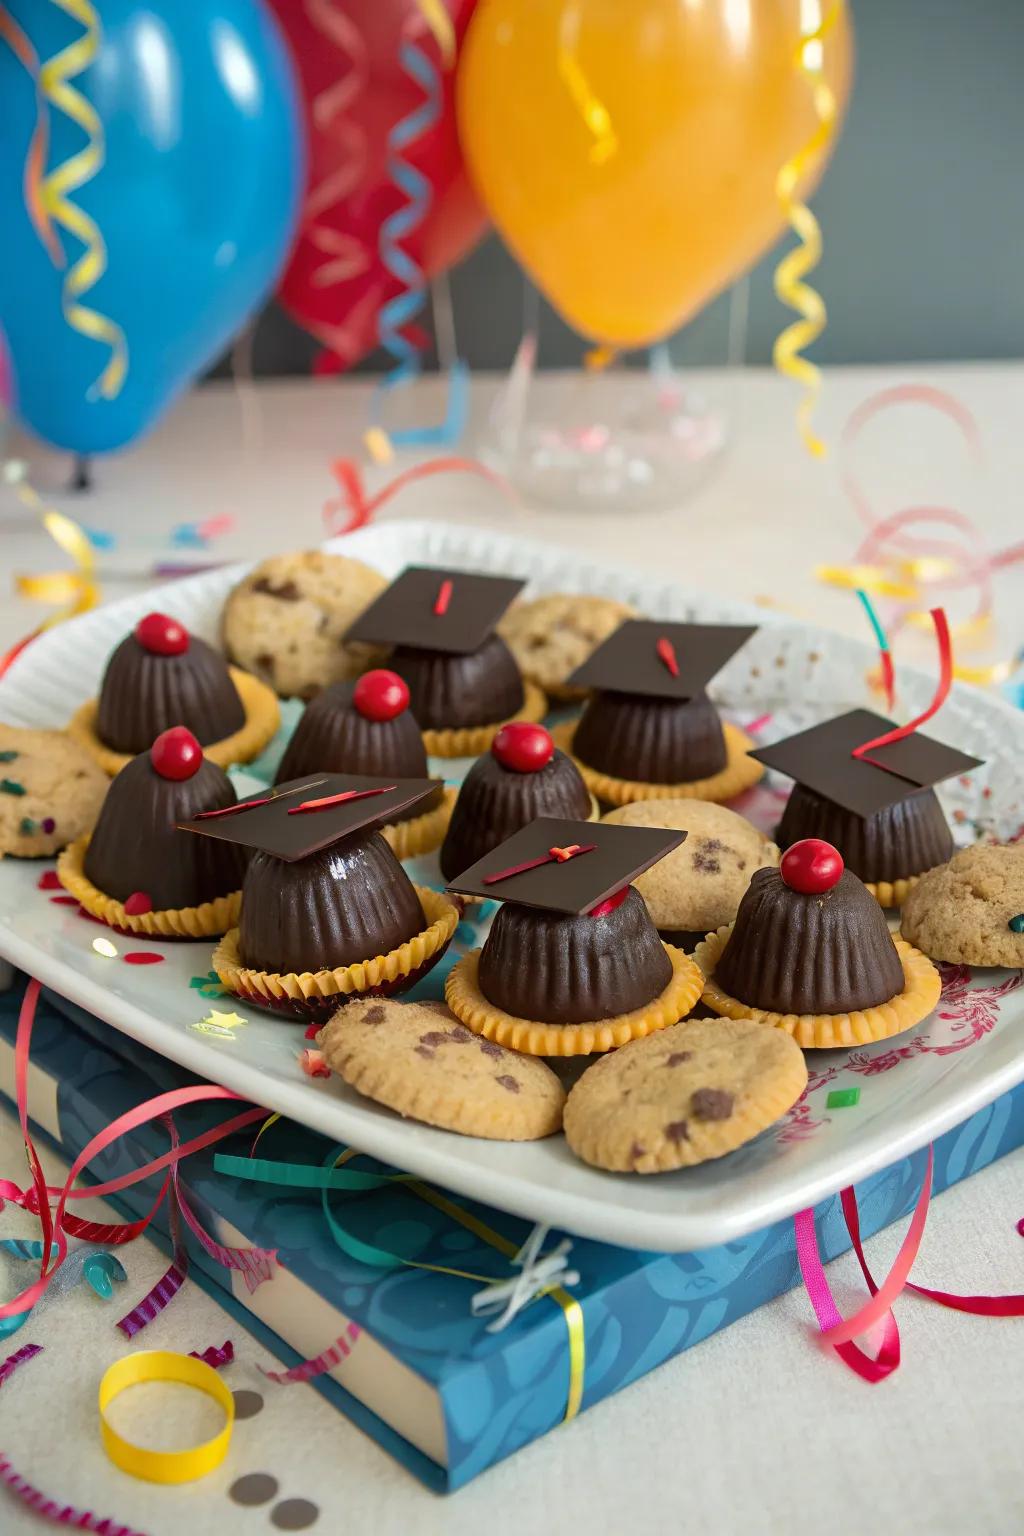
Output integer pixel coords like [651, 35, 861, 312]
[372, 35, 468, 449]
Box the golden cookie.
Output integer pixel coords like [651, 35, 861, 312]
[563, 1018, 807, 1173]
[499, 593, 636, 700]
[900, 845, 1024, 967]
[602, 799, 779, 935]
[222, 550, 387, 699]
[317, 998, 565, 1140]
[0, 724, 107, 857]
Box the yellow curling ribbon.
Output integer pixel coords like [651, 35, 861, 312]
[98, 1351, 235, 1484]
[815, 563, 919, 601]
[11, 473, 99, 623]
[773, 4, 840, 459]
[332, 1149, 585, 1421]
[38, 0, 128, 401]
[414, 0, 456, 66]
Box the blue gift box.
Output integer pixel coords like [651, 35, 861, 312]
[1, 975, 1023, 1493]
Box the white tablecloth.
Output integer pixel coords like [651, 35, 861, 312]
[2, 367, 1023, 1535]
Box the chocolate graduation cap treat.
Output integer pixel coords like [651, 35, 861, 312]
[444, 817, 705, 1056]
[181, 773, 459, 1020]
[56, 726, 247, 937]
[69, 611, 280, 776]
[695, 838, 941, 1050]
[553, 620, 762, 806]
[751, 708, 983, 907]
[343, 567, 546, 755]
[439, 722, 594, 883]
[274, 669, 454, 859]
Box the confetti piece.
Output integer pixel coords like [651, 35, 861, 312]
[92, 936, 118, 958]
[826, 1088, 861, 1109]
[18, 818, 36, 835]
[0, 779, 26, 796]
[189, 1340, 235, 1370]
[203, 1008, 247, 1029]
[0, 750, 19, 763]
[49, 894, 79, 907]
[37, 869, 62, 890]
[299, 1049, 330, 1079]
[123, 952, 164, 966]
[122, 891, 153, 916]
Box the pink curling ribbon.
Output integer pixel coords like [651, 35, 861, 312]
[796, 1145, 1024, 1382]
[189, 1341, 235, 1370]
[0, 1342, 145, 1536]
[821, 383, 1024, 686]
[322, 453, 517, 537]
[260, 1320, 361, 1386]
[0, 979, 267, 1325]
[302, 0, 376, 371]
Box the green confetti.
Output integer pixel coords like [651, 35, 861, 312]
[0, 750, 19, 763]
[19, 818, 37, 835]
[826, 1087, 861, 1110]
[190, 970, 226, 999]
[0, 779, 26, 797]
[1009, 914, 1024, 935]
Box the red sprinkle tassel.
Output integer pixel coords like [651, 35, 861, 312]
[483, 843, 596, 886]
[288, 785, 395, 815]
[656, 636, 680, 677]
[434, 578, 453, 616]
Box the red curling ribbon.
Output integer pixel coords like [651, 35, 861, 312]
[433, 577, 453, 616]
[483, 843, 596, 886]
[322, 455, 517, 538]
[0, 979, 266, 1323]
[0, 628, 42, 684]
[655, 636, 679, 678]
[260, 1320, 361, 1386]
[189, 1341, 235, 1370]
[852, 607, 952, 774]
[288, 784, 396, 815]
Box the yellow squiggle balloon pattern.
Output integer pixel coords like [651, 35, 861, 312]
[38, 0, 127, 401]
[772, 4, 841, 459]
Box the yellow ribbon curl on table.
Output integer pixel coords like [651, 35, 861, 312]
[99, 1351, 235, 1484]
[38, 0, 128, 401]
[9, 472, 99, 623]
[772, 3, 843, 459]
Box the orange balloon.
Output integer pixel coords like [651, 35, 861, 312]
[457, 0, 853, 348]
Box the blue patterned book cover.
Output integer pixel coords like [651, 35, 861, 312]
[1, 976, 1022, 1492]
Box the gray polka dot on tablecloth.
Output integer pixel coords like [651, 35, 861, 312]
[271, 1496, 320, 1530]
[232, 1389, 265, 1420]
[229, 1472, 279, 1507]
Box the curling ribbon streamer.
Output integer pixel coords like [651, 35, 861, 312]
[0, 5, 62, 262]
[322, 453, 517, 537]
[0, 979, 267, 1325]
[796, 1147, 1024, 1383]
[14, 495, 100, 622]
[302, 1, 374, 368]
[0, 1344, 145, 1535]
[772, 4, 840, 458]
[99, 1350, 235, 1484]
[217, 1143, 586, 1419]
[854, 588, 895, 712]
[371, 7, 468, 453]
[37, 0, 128, 399]
[819, 384, 1024, 686]
[189, 1341, 235, 1370]
[852, 606, 951, 770]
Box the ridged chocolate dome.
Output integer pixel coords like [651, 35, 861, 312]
[714, 866, 904, 1014]
[440, 748, 591, 882]
[388, 635, 525, 729]
[97, 633, 245, 753]
[274, 682, 429, 784]
[478, 886, 672, 1024]
[84, 752, 247, 910]
[238, 831, 425, 975]
[572, 690, 726, 783]
[777, 784, 953, 885]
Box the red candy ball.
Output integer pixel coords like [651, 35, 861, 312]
[135, 612, 189, 656]
[781, 839, 844, 894]
[353, 669, 410, 722]
[492, 721, 554, 773]
[150, 726, 202, 781]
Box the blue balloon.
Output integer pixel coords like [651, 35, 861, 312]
[0, 0, 303, 454]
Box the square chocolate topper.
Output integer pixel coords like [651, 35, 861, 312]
[178, 774, 437, 862]
[446, 816, 687, 915]
[750, 708, 983, 819]
[566, 620, 758, 701]
[343, 567, 526, 655]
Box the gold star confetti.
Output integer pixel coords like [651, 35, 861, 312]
[203, 1009, 248, 1030]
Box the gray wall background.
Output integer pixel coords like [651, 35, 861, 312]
[215, 0, 1024, 379]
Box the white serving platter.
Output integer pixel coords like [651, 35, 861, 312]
[1, 519, 1023, 1253]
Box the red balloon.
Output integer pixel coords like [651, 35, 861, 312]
[268, 0, 487, 370]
